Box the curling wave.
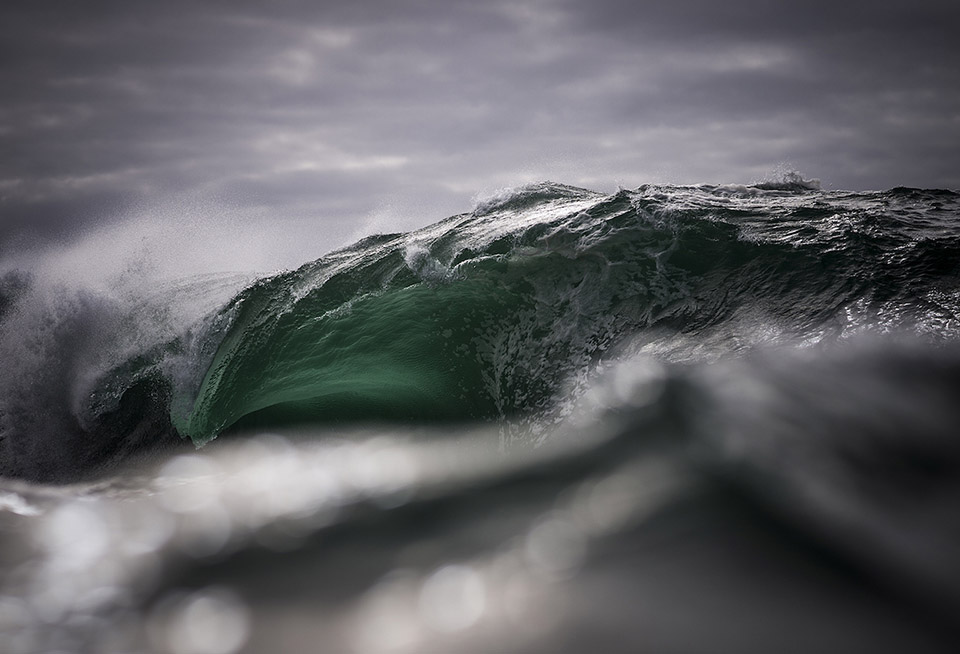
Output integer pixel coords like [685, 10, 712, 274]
[1, 180, 960, 478]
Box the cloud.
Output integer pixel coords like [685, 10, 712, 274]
[1, 0, 958, 258]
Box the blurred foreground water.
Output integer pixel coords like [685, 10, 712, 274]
[3, 343, 960, 653]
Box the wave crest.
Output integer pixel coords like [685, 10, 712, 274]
[2, 180, 960, 479]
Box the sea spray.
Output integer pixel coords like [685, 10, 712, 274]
[1, 180, 959, 479]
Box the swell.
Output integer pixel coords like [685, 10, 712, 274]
[174, 182, 960, 443]
[3, 181, 960, 478]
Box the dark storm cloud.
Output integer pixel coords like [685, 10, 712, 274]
[1, 0, 958, 256]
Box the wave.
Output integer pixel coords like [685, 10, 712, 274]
[2, 181, 960, 479]
[751, 170, 822, 191]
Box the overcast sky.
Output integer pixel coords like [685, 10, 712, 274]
[2, 0, 958, 266]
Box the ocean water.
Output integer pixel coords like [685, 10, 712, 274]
[2, 179, 960, 652]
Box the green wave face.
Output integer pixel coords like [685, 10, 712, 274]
[168, 182, 960, 444]
[175, 184, 723, 443]
[176, 187, 671, 442]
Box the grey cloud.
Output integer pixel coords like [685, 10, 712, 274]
[1, 0, 958, 256]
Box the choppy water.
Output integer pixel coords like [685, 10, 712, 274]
[2, 178, 960, 652]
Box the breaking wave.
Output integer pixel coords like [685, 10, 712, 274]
[1, 180, 959, 479]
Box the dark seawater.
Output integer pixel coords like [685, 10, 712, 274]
[2, 179, 960, 652]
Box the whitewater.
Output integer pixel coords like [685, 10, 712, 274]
[2, 178, 960, 653]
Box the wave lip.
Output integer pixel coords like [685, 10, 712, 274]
[470, 181, 601, 216]
[752, 171, 822, 192]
